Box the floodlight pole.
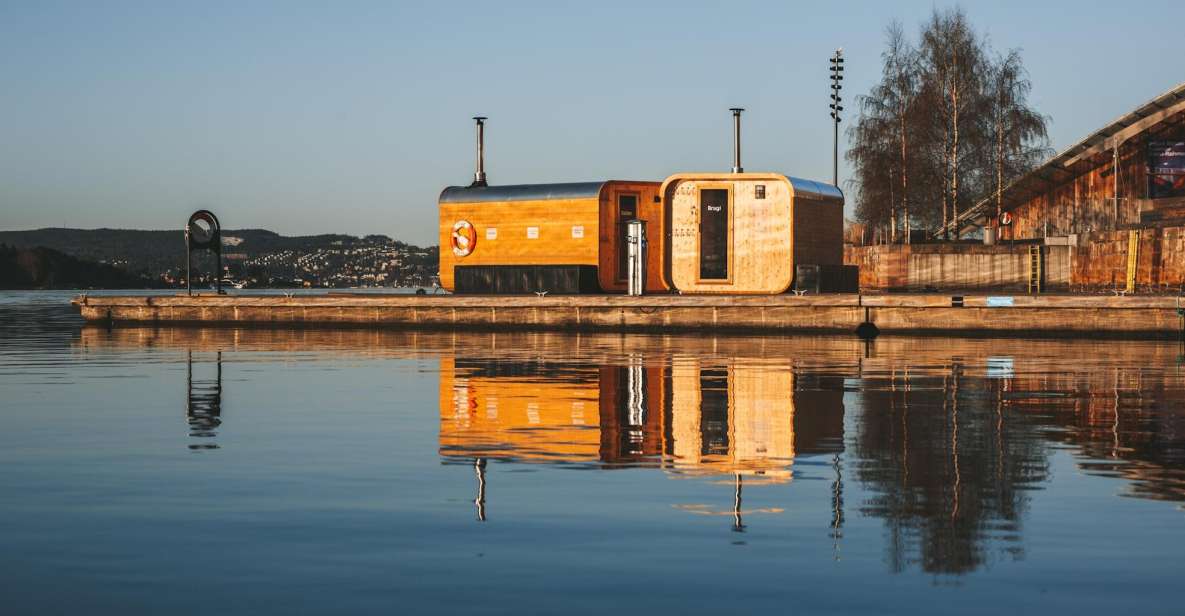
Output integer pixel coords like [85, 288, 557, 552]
[830, 48, 844, 187]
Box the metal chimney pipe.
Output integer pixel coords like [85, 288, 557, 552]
[472, 116, 488, 187]
[729, 108, 744, 173]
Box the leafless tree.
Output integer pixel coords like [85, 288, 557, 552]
[983, 49, 1052, 238]
[847, 7, 1049, 242]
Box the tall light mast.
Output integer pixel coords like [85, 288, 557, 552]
[829, 48, 845, 187]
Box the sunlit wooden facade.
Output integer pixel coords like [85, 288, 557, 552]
[438, 173, 845, 295]
[662, 173, 845, 294]
[437, 181, 666, 293]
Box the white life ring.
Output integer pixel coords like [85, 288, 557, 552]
[1000, 212, 1013, 226]
[451, 220, 477, 257]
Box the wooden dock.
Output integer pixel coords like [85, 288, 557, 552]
[71, 293, 1185, 338]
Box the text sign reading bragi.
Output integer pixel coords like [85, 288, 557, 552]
[1149, 141, 1185, 198]
[986, 296, 1015, 307]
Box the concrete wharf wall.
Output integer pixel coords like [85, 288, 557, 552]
[73, 293, 1185, 338]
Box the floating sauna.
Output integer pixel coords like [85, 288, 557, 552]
[437, 112, 847, 295]
[437, 180, 666, 293]
[662, 173, 844, 294]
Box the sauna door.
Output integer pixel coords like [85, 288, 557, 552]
[698, 189, 729, 280]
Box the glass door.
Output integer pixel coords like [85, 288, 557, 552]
[698, 189, 729, 280]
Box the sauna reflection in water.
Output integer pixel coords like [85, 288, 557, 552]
[61, 322, 1185, 584]
[431, 335, 1185, 574]
[440, 354, 846, 529]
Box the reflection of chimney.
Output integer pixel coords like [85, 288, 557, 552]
[471, 116, 488, 187]
[474, 457, 487, 521]
[729, 108, 744, 173]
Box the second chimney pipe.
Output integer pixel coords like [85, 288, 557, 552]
[472, 116, 488, 187]
[729, 108, 744, 173]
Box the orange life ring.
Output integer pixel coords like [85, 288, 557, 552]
[999, 212, 1013, 226]
[451, 220, 477, 257]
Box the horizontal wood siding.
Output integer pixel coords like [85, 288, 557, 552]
[439, 197, 600, 291]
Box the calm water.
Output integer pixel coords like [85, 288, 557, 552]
[2, 291, 1183, 614]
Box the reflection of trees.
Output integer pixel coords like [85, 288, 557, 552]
[854, 366, 1049, 575]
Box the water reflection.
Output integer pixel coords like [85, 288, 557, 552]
[75, 326, 1185, 577]
[185, 351, 224, 450]
[441, 356, 844, 476]
[441, 353, 846, 532]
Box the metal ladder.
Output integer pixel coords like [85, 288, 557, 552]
[1027, 245, 1042, 294]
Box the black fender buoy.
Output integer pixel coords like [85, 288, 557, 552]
[855, 304, 878, 338]
[855, 321, 880, 339]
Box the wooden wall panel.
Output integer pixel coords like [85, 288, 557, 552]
[793, 197, 844, 266]
[666, 175, 795, 294]
[438, 197, 600, 291]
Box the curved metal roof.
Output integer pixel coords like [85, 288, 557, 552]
[785, 175, 845, 203]
[438, 175, 844, 204]
[938, 80, 1185, 237]
[439, 182, 606, 204]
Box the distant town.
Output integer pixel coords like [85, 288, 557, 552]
[195, 234, 438, 289]
[0, 228, 439, 290]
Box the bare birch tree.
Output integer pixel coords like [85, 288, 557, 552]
[847, 7, 1049, 242]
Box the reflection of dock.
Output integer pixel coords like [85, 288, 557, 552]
[72, 293, 1185, 338]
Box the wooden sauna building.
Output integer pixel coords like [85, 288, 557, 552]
[438, 113, 849, 294]
[438, 180, 667, 294]
[663, 172, 845, 294]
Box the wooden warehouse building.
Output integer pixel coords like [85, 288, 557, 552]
[851, 81, 1185, 292]
[950, 81, 1185, 291]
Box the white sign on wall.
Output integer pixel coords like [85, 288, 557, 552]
[571, 225, 584, 239]
[486, 227, 497, 240]
[526, 226, 539, 239]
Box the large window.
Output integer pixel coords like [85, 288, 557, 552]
[617, 194, 638, 280]
[699, 189, 729, 280]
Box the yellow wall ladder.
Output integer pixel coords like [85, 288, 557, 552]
[1027, 245, 1042, 294]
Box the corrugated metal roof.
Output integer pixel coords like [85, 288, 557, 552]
[938, 81, 1185, 237]
[439, 182, 607, 204]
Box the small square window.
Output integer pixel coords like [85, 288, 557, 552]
[755, 185, 766, 199]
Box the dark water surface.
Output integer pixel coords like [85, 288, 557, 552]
[2, 291, 1183, 614]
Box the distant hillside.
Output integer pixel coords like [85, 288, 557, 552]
[0, 228, 440, 289]
[0, 228, 415, 276]
[0, 243, 155, 289]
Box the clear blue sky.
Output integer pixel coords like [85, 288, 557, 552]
[2, 1, 1182, 245]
